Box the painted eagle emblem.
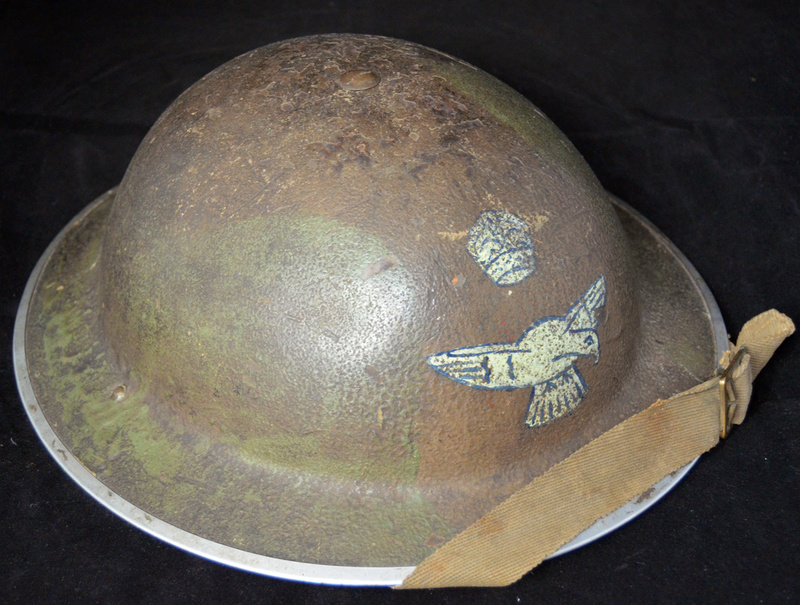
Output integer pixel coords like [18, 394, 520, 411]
[426, 275, 607, 427]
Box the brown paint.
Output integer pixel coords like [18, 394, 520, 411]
[22, 35, 719, 567]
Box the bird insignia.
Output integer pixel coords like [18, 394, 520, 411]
[426, 275, 607, 427]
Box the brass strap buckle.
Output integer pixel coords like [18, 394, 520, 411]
[719, 346, 747, 439]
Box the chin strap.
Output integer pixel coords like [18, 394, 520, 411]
[398, 309, 794, 589]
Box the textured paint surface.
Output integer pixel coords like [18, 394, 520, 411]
[21, 35, 719, 568]
[426, 275, 606, 426]
[466, 210, 536, 286]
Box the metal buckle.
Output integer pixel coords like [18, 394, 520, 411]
[718, 346, 747, 439]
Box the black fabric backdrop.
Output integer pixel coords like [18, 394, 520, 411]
[2, 1, 798, 603]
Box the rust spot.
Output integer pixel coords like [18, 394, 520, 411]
[360, 256, 396, 280]
[424, 534, 446, 548]
[451, 274, 465, 289]
[340, 70, 380, 91]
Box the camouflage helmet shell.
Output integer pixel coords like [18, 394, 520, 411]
[17, 34, 723, 573]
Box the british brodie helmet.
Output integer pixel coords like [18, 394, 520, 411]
[15, 35, 729, 584]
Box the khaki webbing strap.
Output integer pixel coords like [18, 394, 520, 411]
[399, 310, 794, 589]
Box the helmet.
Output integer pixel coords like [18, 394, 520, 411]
[15, 34, 725, 583]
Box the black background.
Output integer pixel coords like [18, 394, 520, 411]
[2, 1, 798, 603]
